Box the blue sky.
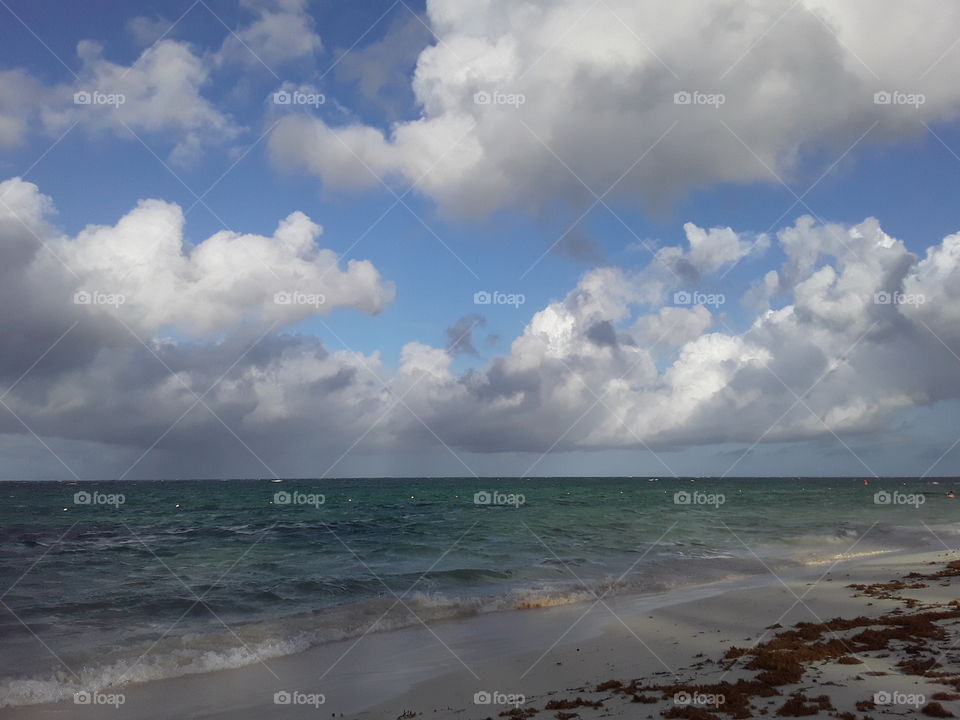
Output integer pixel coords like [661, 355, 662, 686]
[0, 0, 959, 479]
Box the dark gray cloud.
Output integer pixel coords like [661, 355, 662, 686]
[445, 313, 486, 356]
[552, 228, 605, 265]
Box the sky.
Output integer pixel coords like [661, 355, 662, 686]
[0, 0, 959, 480]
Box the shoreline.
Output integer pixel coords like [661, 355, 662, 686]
[5, 546, 960, 719]
[350, 547, 960, 720]
[0, 541, 905, 710]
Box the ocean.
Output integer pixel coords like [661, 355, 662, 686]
[0, 476, 957, 707]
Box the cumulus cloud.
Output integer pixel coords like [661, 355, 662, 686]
[0, 176, 400, 473]
[389, 215, 960, 455]
[0, 176, 958, 475]
[654, 222, 769, 285]
[216, 0, 322, 68]
[3, 0, 323, 164]
[0, 38, 240, 164]
[269, 0, 960, 216]
[44, 40, 240, 164]
[2, 178, 394, 336]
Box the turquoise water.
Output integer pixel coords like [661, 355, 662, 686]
[0, 476, 957, 706]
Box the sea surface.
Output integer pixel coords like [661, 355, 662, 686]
[0, 476, 957, 707]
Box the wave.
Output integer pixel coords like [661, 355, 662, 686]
[1, 521, 952, 708]
[0, 554, 802, 708]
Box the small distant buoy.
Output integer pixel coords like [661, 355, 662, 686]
[63, 507, 68, 511]
[175, 504, 180, 509]
[347, 498, 352, 502]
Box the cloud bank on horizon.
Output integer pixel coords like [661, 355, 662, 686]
[1, 175, 958, 477]
[0, 0, 959, 478]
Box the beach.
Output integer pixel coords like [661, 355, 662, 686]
[3, 545, 959, 719]
[4, 0, 960, 715]
[342, 548, 960, 720]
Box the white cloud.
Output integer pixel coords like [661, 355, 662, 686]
[126, 16, 172, 47]
[41, 40, 240, 164]
[406, 214, 960, 453]
[269, 0, 960, 215]
[217, 0, 322, 68]
[2, 177, 395, 336]
[0, 175, 958, 472]
[7, 0, 325, 164]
